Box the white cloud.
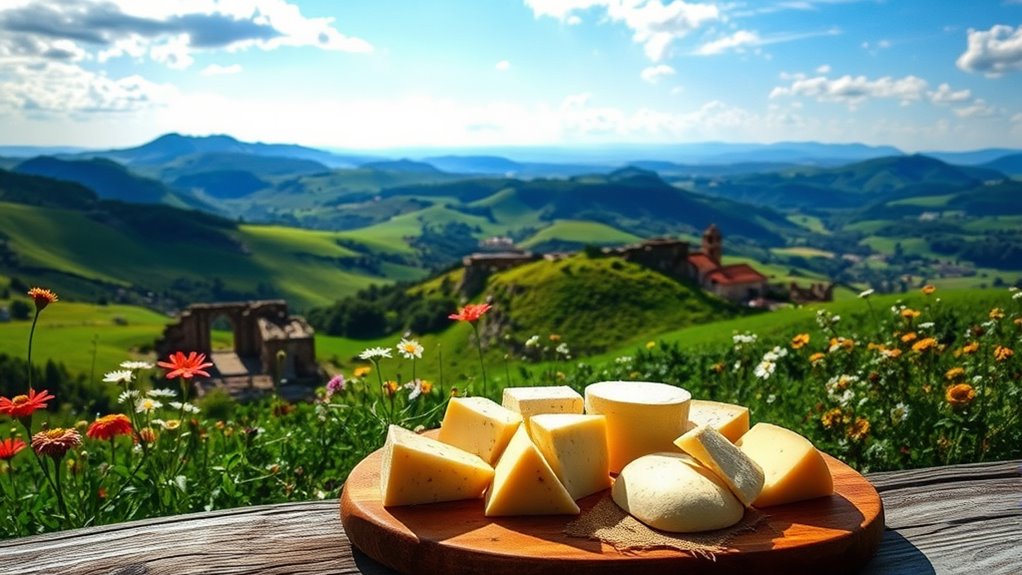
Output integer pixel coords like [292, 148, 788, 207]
[956, 24, 1022, 76]
[816, 64, 831, 74]
[640, 64, 675, 83]
[525, 0, 720, 61]
[200, 63, 243, 76]
[770, 73, 929, 108]
[495, 59, 511, 71]
[928, 83, 971, 105]
[695, 30, 759, 55]
[953, 99, 998, 118]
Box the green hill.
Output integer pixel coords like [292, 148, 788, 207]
[518, 220, 641, 251]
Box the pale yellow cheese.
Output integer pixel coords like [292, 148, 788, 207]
[502, 386, 584, 420]
[612, 452, 744, 533]
[687, 399, 750, 443]
[438, 396, 522, 465]
[484, 425, 580, 516]
[675, 424, 764, 507]
[736, 423, 834, 507]
[380, 425, 494, 506]
[528, 414, 611, 500]
[584, 381, 691, 473]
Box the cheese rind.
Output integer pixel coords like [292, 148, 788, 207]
[380, 425, 494, 506]
[484, 425, 580, 516]
[438, 396, 523, 465]
[584, 381, 691, 473]
[528, 414, 612, 500]
[612, 452, 744, 533]
[675, 424, 764, 507]
[736, 423, 834, 507]
[687, 400, 750, 443]
[502, 386, 584, 420]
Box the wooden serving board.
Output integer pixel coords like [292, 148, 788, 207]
[340, 435, 884, 575]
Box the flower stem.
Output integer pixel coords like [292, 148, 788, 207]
[53, 457, 69, 527]
[471, 323, 488, 398]
[26, 309, 40, 390]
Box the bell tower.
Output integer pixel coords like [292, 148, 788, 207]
[702, 224, 722, 264]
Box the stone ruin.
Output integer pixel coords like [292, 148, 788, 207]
[789, 282, 836, 304]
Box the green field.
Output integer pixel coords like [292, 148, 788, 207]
[887, 194, 955, 207]
[786, 214, 829, 234]
[771, 246, 835, 259]
[518, 220, 641, 249]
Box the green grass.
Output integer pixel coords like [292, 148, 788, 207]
[518, 220, 641, 249]
[786, 214, 830, 234]
[771, 246, 835, 259]
[887, 194, 955, 207]
[859, 236, 936, 258]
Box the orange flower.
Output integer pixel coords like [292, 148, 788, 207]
[809, 352, 826, 364]
[989, 308, 1005, 320]
[960, 341, 980, 355]
[136, 427, 158, 444]
[945, 383, 975, 407]
[382, 380, 399, 397]
[900, 332, 918, 343]
[911, 337, 938, 353]
[157, 351, 213, 379]
[994, 345, 1014, 362]
[921, 285, 936, 295]
[847, 418, 870, 441]
[0, 388, 56, 419]
[821, 408, 845, 429]
[31, 428, 82, 458]
[901, 308, 921, 320]
[86, 414, 133, 440]
[791, 333, 810, 349]
[448, 303, 492, 322]
[26, 287, 58, 311]
[419, 380, 433, 394]
[944, 367, 966, 381]
[353, 366, 371, 378]
[711, 362, 725, 373]
[0, 438, 26, 461]
[882, 348, 903, 359]
[549, 334, 562, 342]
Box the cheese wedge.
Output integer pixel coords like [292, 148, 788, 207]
[675, 424, 764, 507]
[502, 386, 584, 420]
[529, 414, 612, 500]
[438, 396, 522, 465]
[584, 381, 691, 473]
[612, 452, 744, 533]
[688, 400, 750, 443]
[484, 426, 580, 516]
[736, 423, 834, 507]
[380, 425, 494, 506]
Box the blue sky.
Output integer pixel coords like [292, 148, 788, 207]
[0, 0, 1020, 151]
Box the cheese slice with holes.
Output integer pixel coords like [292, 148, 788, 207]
[736, 423, 833, 507]
[529, 413, 611, 500]
[380, 425, 494, 506]
[687, 400, 750, 443]
[484, 425, 580, 516]
[675, 424, 764, 507]
[502, 386, 584, 421]
[438, 396, 522, 465]
[584, 381, 691, 473]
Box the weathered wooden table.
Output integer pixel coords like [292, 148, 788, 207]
[1, 459, 1018, 575]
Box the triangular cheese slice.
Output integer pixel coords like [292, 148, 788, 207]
[675, 424, 764, 507]
[380, 425, 494, 506]
[484, 426, 580, 516]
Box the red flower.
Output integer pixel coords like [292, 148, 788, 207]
[0, 438, 26, 461]
[31, 428, 82, 458]
[27, 287, 58, 311]
[0, 388, 56, 418]
[157, 351, 213, 379]
[448, 303, 492, 322]
[86, 414, 133, 440]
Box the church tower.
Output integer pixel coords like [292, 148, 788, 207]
[702, 224, 722, 264]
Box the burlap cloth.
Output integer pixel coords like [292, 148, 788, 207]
[564, 495, 770, 558]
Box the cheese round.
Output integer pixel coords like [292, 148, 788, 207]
[612, 452, 744, 533]
[584, 381, 691, 473]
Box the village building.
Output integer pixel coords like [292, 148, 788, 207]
[686, 224, 769, 303]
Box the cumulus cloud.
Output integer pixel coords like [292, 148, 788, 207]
[815, 64, 831, 74]
[953, 99, 998, 118]
[495, 59, 511, 71]
[928, 83, 971, 105]
[640, 64, 675, 83]
[956, 24, 1022, 76]
[770, 73, 929, 108]
[200, 63, 243, 76]
[524, 0, 720, 61]
[694, 30, 760, 55]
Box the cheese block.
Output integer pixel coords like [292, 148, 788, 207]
[675, 424, 764, 507]
[612, 452, 744, 533]
[484, 425, 580, 516]
[502, 386, 584, 420]
[438, 396, 522, 465]
[529, 414, 611, 500]
[736, 423, 834, 507]
[688, 399, 750, 443]
[584, 381, 691, 473]
[380, 425, 494, 506]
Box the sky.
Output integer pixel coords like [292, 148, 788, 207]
[0, 0, 1020, 152]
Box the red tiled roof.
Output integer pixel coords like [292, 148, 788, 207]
[687, 252, 718, 273]
[707, 264, 767, 285]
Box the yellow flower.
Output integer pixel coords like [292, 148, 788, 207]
[645, 341, 656, 350]
[419, 380, 433, 394]
[791, 333, 810, 349]
[711, 362, 725, 374]
[911, 337, 938, 353]
[945, 383, 975, 407]
[809, 352, 826, 364]
[828, 337, 855, 352]
[881, 348, 903, 359]
[382, 380, 399, 397]
[994, 345, 1014, 362]
[548, 334, 561, 342]
[353, 366, 371, 378]
[901, 308, 921, 320]
[944, 367, 966, 381]
[921, 285, 936, 295]
[821, 408, 845, 429]
[900, 332, 918, 343]
[847, 417, 870, 441]
[960, 341, 980, 355]
[989, 308, 1005, 320]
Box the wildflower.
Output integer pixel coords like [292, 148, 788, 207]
[359, 347, 392, 361]
[169, 401, 200, 414]
[158, 419, 181, 431]
[791, 333, 810, 349]
[890, 402, 909, 424]
[711, 362, 725, 373]
[382, 380, 399, 397]
[882, 348, 903, 359]
[120, 360, 153, 370]
[0, 438, 26, 461]
[826, 374, 859, 395]
[86, 414, 133, 440]
[548, 334, 561, 342]
[918, 322, 935, 330]
[448, 303, 492, 322]
[754, 359, 776, 379]
[27, 287, 59, 310]
[732, 332, 758, 348]
[103, 370, 134, 384]
[1014, 291, 1022, 301]
[945, 367, 966, 381]
[828, 337, 855, 353]
[0, 388, 55, 418]
[419, 380, 433, 394]
[911, 337, 939, 353]
[994, 346, 1014, 362]
[858, 288, 875, 299]
[157, 351, 213, 379]
[136, 427, 158, 444]
[326, 374, 346, 397]
[147, 388, 177, 398]
[959, 341, 980, 355]
[556, 343, 571, 356]
[135, 398, 162, 414]
[809, 352, 826, 364]
[404, 379, 425, 401]
[900, 332, 918, 343]
[525, 335, 540, 348]
[821, 408, 845, 429]
[945, 383, 976, 407]
[848, 418, 870, 441]
[396, 339, 424, 360]
[921, 285, 936, 295]
[645, 341, 656, 350]
[353, 366, 371, 378]
[901, 308, 921, 320]
[989, 308, 1005, 321]
[31, 428, 81, 458]
[117, 389, 139, 404]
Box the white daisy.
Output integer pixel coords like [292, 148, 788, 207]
[118, 389, 140, 404]
[147, 388, 177, 398]
[396, 338, 424, 360]
[103, 370, 133, 384]
[359, 347, 392, 360]
[170, 401, 200, 414]
[135, 398, 162, 414]
[120, 360, 154, 370]
[858, 288, 875, 299]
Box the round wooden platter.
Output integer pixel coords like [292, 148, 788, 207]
[340, 434, 884, 575]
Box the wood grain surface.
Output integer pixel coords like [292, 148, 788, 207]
[0, 459, 1018, 575]
[340, 444, 885, 575]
